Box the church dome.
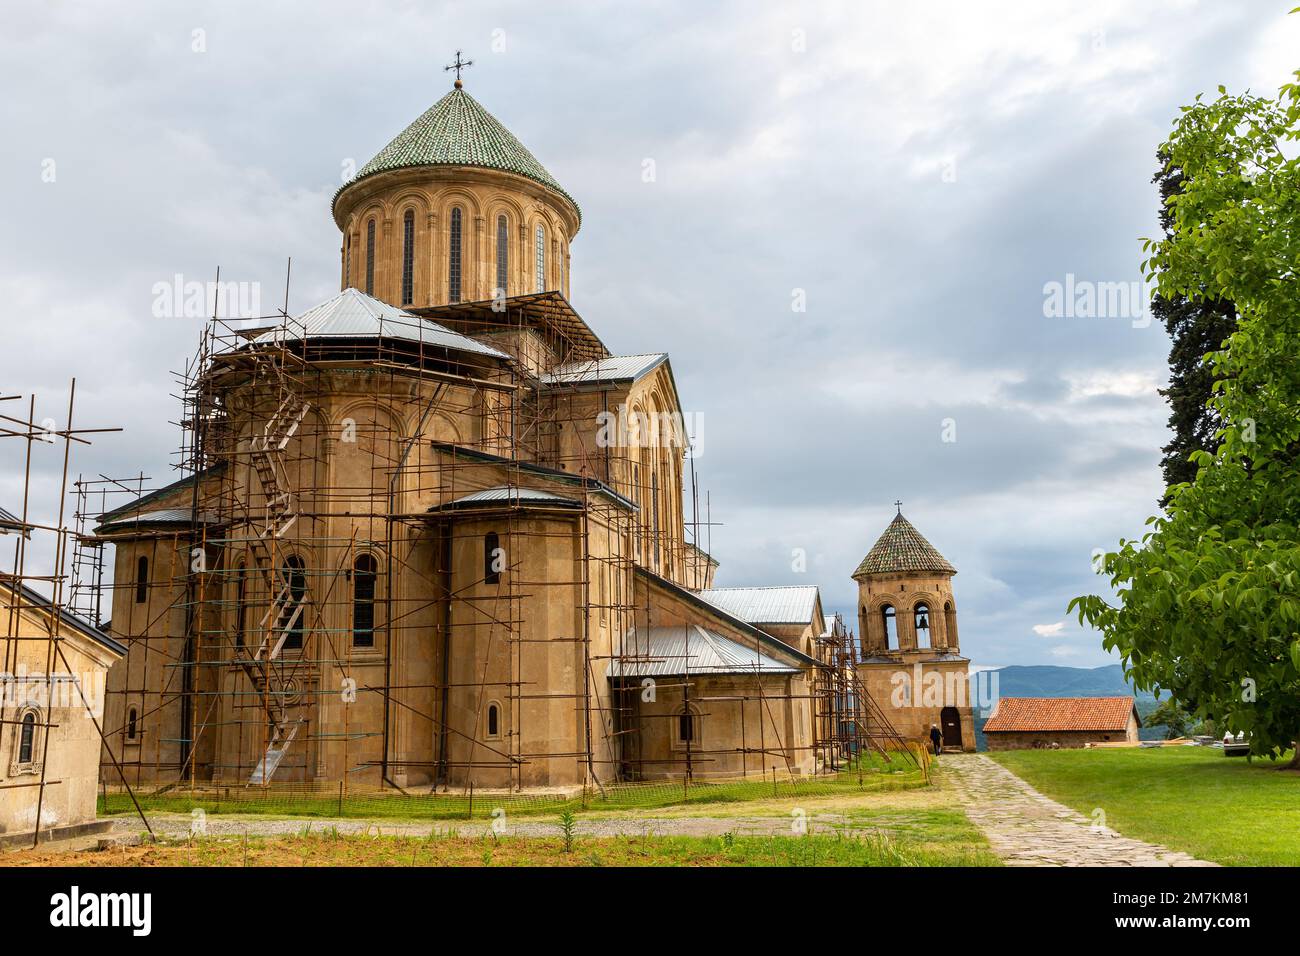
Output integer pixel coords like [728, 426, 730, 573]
[333, 87, 579, 222]
[853, 512, 956, 578]
[331, 83, 579, 310]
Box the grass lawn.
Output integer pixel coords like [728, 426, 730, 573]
[990, 746, 1300, 866]
[99, 752, 930, 822]
[10, 824, 999, 868]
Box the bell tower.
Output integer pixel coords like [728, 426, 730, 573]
[852, 507, 974, 751]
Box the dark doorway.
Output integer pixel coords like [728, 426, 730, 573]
[940, 707, 962, 749]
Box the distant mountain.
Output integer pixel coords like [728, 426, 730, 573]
[988, 664, 1156, 702]
[970, 664, 1161, 750]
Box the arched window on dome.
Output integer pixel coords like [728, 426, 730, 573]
[534, 224, 546, 293]
[449, 207, 463, 303]
[365, 218, 376, 295]
[882, 604, 898, 650]
[495, 214, 509, 297]
[344, 234, 351, 288]
[914, 603, 931, 649]
[401, 210, 415, 305]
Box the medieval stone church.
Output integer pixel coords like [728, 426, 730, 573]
[93, 73, 972, 794]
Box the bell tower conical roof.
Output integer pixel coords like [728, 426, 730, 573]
[853, 512, 956, 578]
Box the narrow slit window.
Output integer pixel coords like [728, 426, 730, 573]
[484, 531, 501, 585]
[487, 702, 500, 738]
[534, 224, 546, 293]
[18, 713, 35, 763]
[449, 207, 463, 303]
[678, 709, 696, 744]
[127, 707, 138, 741]
[401, 210, 415, 305]
[496, 214, 509, 297]
[135, 555, 148, 604]
[278, 555, 307, 650]
[353, 553, 377, 648]
[365, 218, 376, 295]
[234, 564, 247, 648]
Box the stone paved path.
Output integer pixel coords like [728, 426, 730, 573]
[941, 753, 1215, 866]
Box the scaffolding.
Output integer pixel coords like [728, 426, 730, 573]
[70, 287, 912, 800]
[0, 386, 154, 846]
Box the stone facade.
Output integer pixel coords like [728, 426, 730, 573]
[0, 583, 124, 840]
[982, 725, 1139, 751]
[95, 82, 826, 792]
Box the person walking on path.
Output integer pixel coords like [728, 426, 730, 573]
[929, 723, 943, 756]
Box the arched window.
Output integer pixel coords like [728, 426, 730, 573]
[401, 209, 415, 305]
[486, 701, 501, 739]
[234, 563, 248, 648]
[135, 555, 148, 604]
[651, 470, 660, 568]
[534, 223, 546, 293]
[18, 712, 36, 763]
[127, 707, 138, 741]
[882, 605, 898, 650]
[677, 707, 697, 744]
[495, 214, 509, 296]
[448, 207, 463, 303]
[365, 218, 376, 295]
[344, 234, 351, 288]
[484, 531, 501, 584]
[277, 555, 307, 651]
[915, 603, 931, 648]
[352, 553, 377, 648]
[559, 243, 565, 293]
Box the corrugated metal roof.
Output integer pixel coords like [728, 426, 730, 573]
[97, 508, 216, 531]
[539, 353, 668, 385]
[0, 507, 27, 535]
[3, 580, 125, 656]
[252, 289, 509, 359]
[982, 696, 1139, 733]
[695, 586, 820, 625]
[607, 626, 801, 678]
[436, 487, 582, 509]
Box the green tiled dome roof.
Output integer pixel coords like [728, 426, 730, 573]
[336, 88, 579, 219]
[853, 513, 956, 578]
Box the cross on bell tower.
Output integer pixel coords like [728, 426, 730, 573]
[445, 50, 474, 89]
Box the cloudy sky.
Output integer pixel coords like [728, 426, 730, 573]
[3, 1, 1297, 669]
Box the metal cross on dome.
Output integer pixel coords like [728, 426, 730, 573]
[894, 500, 903, 515]
[445, 50, 474, 87]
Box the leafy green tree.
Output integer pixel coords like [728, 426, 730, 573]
[1151, 151, 1237, 498]
[1071, 67, 1300, 766]
[1146, 698, 1193, 739]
